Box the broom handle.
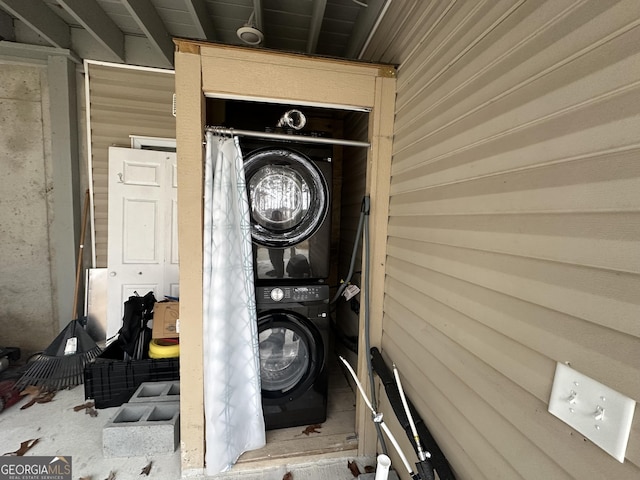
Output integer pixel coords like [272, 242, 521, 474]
[73, 189, 90, 318]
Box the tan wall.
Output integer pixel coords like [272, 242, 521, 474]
[86, 63, 175, 267]
[363, 1, 640, 478]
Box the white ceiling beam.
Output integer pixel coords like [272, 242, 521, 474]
[0, 0, 70, 48]
[121, 0, 174, 66]
[183, 0, 216, 41]
[306, 0, 327, 54]
[57, 0, 125, 62]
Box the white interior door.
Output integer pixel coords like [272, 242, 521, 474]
[107, 147, 179, 340]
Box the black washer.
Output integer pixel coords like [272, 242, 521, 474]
[256, 285, 330, 430]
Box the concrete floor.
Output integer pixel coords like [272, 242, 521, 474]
[0, 385, 376, 480]
[0, 386, 181, 480]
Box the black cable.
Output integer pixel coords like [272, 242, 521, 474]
[330, 199, 368, 304]
[332, 196, 387, 454]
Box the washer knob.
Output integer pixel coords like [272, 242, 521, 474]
[270, 287, 284, 302]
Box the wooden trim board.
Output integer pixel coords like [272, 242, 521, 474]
[174, 39, 396, 474]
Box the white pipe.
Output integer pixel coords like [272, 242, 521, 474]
[378, 421, 413, 475]
[340, 355, 375, 412]
[394, 364, 426, 461]
[375, 454, 391, 480]
[339, 356, 414, 475]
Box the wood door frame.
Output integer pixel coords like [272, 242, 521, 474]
[175, 40, 396, 475]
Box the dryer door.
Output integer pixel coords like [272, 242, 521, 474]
[244, 148, 328, 248]
[257, 310, 324, 399]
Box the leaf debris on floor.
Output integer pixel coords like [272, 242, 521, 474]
[20, 386, 56, 410]
[2, 438, 40, 456]
[140, 461, 152, 475]
[296, 424, 322, 436]
[348, 460, 361, 477]
[348, 459, 374, 477]
[73, 401, 94, 412]
[74, 401, 98, 417]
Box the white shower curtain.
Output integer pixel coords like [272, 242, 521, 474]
[203, 132, 265, 474]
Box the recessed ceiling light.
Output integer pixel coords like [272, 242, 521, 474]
[237, 25, 264, 45]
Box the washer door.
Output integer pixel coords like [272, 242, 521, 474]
[244, 148, 328, 248]
[258, 310, 324, 399]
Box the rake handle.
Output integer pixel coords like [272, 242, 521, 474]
[72, 189, 90, 318]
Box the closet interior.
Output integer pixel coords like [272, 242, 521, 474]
[206, 97, 370, 465]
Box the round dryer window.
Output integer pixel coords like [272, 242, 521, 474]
[244, 148, 328, 248]
[257, 311, 323, 397]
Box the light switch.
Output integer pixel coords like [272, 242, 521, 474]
[548, 362, 636, 462]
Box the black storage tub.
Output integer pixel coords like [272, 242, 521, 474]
[83, 342, 179, 409]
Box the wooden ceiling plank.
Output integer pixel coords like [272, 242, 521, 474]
[183, 0, 216, 41]
[345, 0, 388, 59]
[0, 8, 14, 41]
[122, 0, 174, 66]
[306, 0, 327, 54]
[57, 0, 125, 62]
[0, 0, 70, 48]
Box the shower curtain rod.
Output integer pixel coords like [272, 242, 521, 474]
[205, 126, 370, 148]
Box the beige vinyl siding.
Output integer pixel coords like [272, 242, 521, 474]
[363, 1, 640, 479]
[86, 63, 175, 267]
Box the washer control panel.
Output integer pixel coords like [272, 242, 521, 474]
[257, 285, 329, 303]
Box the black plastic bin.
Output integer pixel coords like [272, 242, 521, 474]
[83, 342, 179, 409]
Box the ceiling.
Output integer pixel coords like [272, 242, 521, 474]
[0, 0, 389, 67]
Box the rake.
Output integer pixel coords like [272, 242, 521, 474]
[16, 189, 102, 390]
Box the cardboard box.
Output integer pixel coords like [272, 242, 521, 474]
[152, 301, 179, 338]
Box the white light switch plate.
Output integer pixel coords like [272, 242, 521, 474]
[548, 362, 636, 462]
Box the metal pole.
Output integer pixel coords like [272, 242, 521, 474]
[205, 126, 370, 148]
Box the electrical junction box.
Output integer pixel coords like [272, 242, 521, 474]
[548, 362, 636, 462]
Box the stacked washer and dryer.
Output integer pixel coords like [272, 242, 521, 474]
[243, 138, 333, 430]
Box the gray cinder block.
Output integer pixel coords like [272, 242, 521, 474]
[129, 381, 180, 403]
[103, 402, 180, 457]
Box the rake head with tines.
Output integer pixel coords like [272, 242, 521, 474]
[16, 319, 102, 391]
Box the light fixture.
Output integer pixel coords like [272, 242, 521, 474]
[237, 11, 264, 46]
[277, 109, 306, 130]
